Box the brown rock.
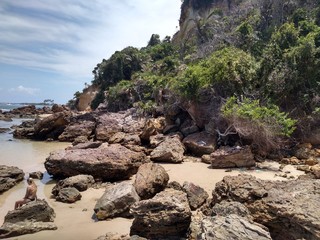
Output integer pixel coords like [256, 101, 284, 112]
[94, 182, 140, 220]
[45, 144, 148, 181]
[58, 120, 95, 142]
[150, 135, 185, 163]
[183, 131, 216, 156]
[182, 181, 208, 210]
[0, 165, 24, 193]
[56, 187, 82, 203]
[130, 189, 191, 239]
[212, 174, 320, 240]
[133, 163, 169, 200]
[139, 117, 165, 141]
[311, 164, 320, 179]
[210, 146, 255, 168]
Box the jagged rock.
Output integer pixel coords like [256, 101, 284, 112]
[211, 201, 251, 218]
[198, 214, 272, 240]
[150, 135, 185, 163]
[179, 118, 199, 137]
[149, 134, 166, 148]
[94, 182, 140, 220]
[210, 146, 255, 168]
[12, 120, 35, 139]
[29, 171, 43, 180]
[52, 174, 95, 196]
[182, 131, 216, 156]
[167, 181, 184, 191]
[133, 163, 169, 200]
[139, 117, 165, 141]
[130, 188, 191, 239]
[33, 111, 72, 140]
[305, 157, 319, 166]
[211, 174, 320, 240]
[294, 146, 313, 159]
[45, 143, 148, 181]
[0, 165, 24, 193]
[109, 132, 141, 146]
[51, 104, 66, 113]
[58, 120, 95, 142]
[280, 156, 301, 165]
[95, 112, 145, 142]
[56, 187, 82, 203]
[0, 200, 56, 239]
[0, 115, 12, 122]
[182, 181, 208, 210]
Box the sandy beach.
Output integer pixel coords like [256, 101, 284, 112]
[1, 157, 304, 240]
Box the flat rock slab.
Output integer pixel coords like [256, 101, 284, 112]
[45, 143, 148, 181]
[0, 165, 24, 193]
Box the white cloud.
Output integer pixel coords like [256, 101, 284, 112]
[9, 85, 40, 95]
[0, 0, 181, 79]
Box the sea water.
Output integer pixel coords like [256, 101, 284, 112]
[0, 117, 70, 226]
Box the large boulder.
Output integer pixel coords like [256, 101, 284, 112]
[45, 144, 148, 181]
[0, 200, 57, 239]
[33, 111, 72, 140]
[182, 131, 216, 156]
[182, 181, 208, 210]
[150, 135, 185, 163]
[94, 182, 140, 220]
[56, 187, 82, 203]
[0, 165, 24, 193]
[133, 163, 169, 200]
[52, 174, 95, 196]
[130, 189, 191, 239]
[58, 120, 96, 142]
[210, 146, 255, 168]
[212, 174, 320, 240]
[198, 214, 272, 240]
[95, 112, 145, 142]
[12, 120, 35, 139]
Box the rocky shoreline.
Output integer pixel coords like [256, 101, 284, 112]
[0, 105, 319, 239]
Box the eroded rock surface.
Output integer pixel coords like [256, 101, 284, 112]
[182, 181, 208, 210]
[0, 200, 56, 239]
[212, 174, 320, 240]
[94, 182, 140, 220]
[130, 188, 191, 239]
[183, 131, 216, 156]
[210, 146, 255, 168]
[0, 165, 24, 193]
[150, 135, 185, 163]
[133, 163, 169, 200]
[45, 144, 148, 181]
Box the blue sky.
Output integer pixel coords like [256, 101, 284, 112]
[0, 0, 181, 104]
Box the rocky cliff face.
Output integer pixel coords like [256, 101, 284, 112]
[173, 0, 319, 49]
[77, 85, 99, 111]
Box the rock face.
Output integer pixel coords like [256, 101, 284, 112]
[130, 189, 191, 239]
[182, 181, 208, 210]
[0, 165, 24, 193]
[133, 163, 169, 200]
[12, 120, 35, 139]
[210, 146, 255, 168]
[0, 200, 57, 239]
[212, 174, 320, 240]
[51, 174, 95, 196]
[33, 111, 72, 140]
[94, 182, 140, 220]
[150, 135, 185, 163]
[199, 214, 272, 240]
[139, 117, 165, 141]
[45, 144, 148, 181]
[58, 120, 95, 142]
[182, 131, 216, 156]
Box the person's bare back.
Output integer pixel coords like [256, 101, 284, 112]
[14, 178, 37, 209]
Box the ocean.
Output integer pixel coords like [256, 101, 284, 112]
[0, 106, 70, 232]
[0, 102, 51, 112]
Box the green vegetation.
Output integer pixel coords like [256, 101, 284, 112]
[70, 1, 320, 149]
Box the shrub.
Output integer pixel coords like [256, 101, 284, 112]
[221, 96, 297, 153]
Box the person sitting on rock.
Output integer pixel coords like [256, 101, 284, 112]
[14, 177, 37, 209]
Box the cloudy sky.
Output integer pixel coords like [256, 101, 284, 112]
[0, 0, 181, 104]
